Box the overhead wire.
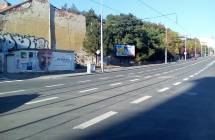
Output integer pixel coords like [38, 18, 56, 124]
[137, 0, 192, 36]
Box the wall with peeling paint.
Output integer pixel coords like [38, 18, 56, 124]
[0, 0, 86, 52]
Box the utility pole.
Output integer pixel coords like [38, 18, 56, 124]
[205, 44, 207, 57]
[48, 0, 51, 50]
[184, 37, 187, 61]
[194, 39, 197, 58]
[100, 0, 104, 72]
[165, 27, 168, 64]
[47, 0, 52, 72]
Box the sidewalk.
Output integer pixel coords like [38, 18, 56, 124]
[0, 62, 168, 81]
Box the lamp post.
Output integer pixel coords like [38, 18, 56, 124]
[194, 39, 197, 58]
[165, 27, 168, 64]
[200, 42, 207, 57]
[184, 37, 187, 61]
[179, 35, 187, 61]
[100, 0, 104, 72]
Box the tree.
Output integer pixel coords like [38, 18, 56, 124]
[82, 9, 100, 55]
[61, 3, 80, 14]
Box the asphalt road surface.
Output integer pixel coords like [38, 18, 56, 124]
[1, 57, 215, 140]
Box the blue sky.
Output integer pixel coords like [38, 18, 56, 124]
[4, 0, 215, 47]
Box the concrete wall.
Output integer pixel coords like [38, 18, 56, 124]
[0, 0, 86, 52]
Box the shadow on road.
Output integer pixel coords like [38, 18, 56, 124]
[0, 94, 39, 114]
[67, 77, 215, 140]
[0, 69, 87, 81]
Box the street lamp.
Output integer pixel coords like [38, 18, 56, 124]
[100, 0, 104, 72]
[200, 42, 207, 57]
[165, 27, 168, 64]
[179, 36, 187, 61]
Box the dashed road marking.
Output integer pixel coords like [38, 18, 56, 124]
[189, 75, 194, 78]
[110, 82, 122, 86]
[158, 87, 170, 92]
[183, 78, 189, 81]
[144, 76, 152, 79]
[99, 77, 109, 80]
[0, 90, 26, 95]
[45, 84, 64, 88]
[128, 73, 134, 75]
[130, 96, 152, 104]
[173, 82, 182, 86]
[73, 111, 118, 130]
[78, 80, 91, 83]
[4, 81, 13, 83]
[129, 75, 141, 78]
[79, 88, 98, 93]
[115, 75, 124, 78]
[25, 97, 58, 105]
[129, 79, 140, 82]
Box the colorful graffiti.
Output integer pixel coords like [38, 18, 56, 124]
[0, 33, 49, 51]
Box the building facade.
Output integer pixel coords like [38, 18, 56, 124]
[0, 0, 87, 73]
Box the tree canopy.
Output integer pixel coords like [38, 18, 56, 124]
[61, 4, 205, 63]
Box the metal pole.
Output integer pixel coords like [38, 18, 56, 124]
[194, 39, 196, 58]
[204, 44, 206, 57]
[49, 0, 51, 49]
[185, 37, 187, 61]
[47, 0, 51, 72]
[100, 0, 104, 72]
[165, 27, 168, 64]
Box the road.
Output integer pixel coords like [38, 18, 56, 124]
[0, 57, 215, 140]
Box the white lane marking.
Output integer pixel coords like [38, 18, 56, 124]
[25, 97, 58, 105]
[189, 75, 194, 78]
[129, 79, 140, 82]
[4, 81, 13, 83]
[45, 84, 64, 88]
[0, 80, 24, 84]
[163, 72, 168, 74]
[0, 90, 26, 95]
[158, 87, 170, 93]
[78, 80, 91, 83]
[99, 77, 109, 80]
[130, 96, 152, 104]
[183, 78, 189, 81]
[144, 76, 152, 79]
[14, 80, 24, 82]
[110, 82, 122, 86]
[173, 82, 182, 86]
[79, 88, 98, 93]
[129, 75, 141, 78]
[194, 73, 199, 75]
[73, 111, 118, 130]
[115, 75, 124, 78]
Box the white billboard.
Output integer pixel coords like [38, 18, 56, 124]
[115, 45, 135, 56]
[49, 52, 75, 71]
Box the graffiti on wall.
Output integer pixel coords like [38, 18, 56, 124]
[0, 33, 49, 51]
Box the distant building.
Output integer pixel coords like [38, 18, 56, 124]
[0, 0, 88, 73]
